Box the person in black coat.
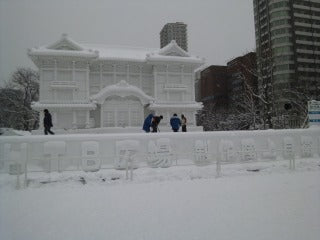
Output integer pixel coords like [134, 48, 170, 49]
[151, 115, 163, 132]
[43, 109, 55, 135]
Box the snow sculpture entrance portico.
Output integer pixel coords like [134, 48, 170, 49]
[91, 80, 154, 128]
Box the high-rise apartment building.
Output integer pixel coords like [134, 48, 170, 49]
[160, 22, 188, 51]
[254, 0, 320, 128]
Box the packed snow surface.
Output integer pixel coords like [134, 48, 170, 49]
[1, 159, 319, 240]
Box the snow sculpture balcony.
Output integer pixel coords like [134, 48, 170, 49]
[163, 83, 187, 91]
[50, 81, 78, 89]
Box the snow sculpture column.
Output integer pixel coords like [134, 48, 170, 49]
[85, 110, 90, 128]
[86, 62, 89, 99]
[39, 111, 44, 130]
[72, 111, 77, 129]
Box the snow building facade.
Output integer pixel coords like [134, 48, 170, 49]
[28, 34, 204, 132]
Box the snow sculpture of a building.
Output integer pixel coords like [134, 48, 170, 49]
[28, 34, 204, 131]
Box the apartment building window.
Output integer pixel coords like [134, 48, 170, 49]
[271, 19, 290, 27]
[272, 36, 292, 45]
[271, 28, 291, 36]
[272, 46, 293, 54]
[269, 1, 290, 11]
[270, 10, 290, 19]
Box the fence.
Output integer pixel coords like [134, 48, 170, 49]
[1, 128, 319, 188]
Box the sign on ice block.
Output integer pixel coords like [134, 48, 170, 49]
[308, 100, 320, 126]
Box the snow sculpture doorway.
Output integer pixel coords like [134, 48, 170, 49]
[102, 96, 143, 127]
[91, 80, 154, 128]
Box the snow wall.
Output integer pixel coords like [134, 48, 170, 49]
[0, 128, 319, 174]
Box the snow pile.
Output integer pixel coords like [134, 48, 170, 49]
[0, 159, 319, 240]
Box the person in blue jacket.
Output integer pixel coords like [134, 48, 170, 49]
[142, 113, 154, 132]
[170, 113, 181, 132]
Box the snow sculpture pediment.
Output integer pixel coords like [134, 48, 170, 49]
[90, 80, 154, 105]
[157, 40, 190, 57]
[47, 33, 84, 51]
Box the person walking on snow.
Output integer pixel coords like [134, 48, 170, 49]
[151, 115, 163, 132]
[170, 113, 181, 132]
[142, 113, 154, 133]
[43, 109, 55, 135]
[181, 114, 187, 132]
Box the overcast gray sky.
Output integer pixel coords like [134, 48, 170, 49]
[0, 0, 255, 86]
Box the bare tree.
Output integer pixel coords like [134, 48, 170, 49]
[0, 68, 39, 130]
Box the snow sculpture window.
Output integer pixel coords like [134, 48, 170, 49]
[76, 111, 86, 128]
[56, 89, 73, 101]
[169, 92, 182, 102]
[57, 111, 73, 129]
[102, 73, 114, 86]
[57, 70, 72, 82]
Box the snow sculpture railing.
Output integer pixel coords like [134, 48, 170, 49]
[0, 128, 319, 188]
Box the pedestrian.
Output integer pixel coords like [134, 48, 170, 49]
[43, 109, 55, 135]
[151, 115, 163, 132]
[170, 113, 181, 132]
[181, 114, 187, 132]
[142, 113, 153, 133]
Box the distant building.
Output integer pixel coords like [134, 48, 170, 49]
[198, 66, 229, 109]
[227, 52, 257, 112]
[196, 52, 258, 130]
[253, 0, 320, 128]
[28, 34, 204, 132]
[160, 22, 188, 51]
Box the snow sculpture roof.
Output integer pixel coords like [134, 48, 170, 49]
[146, 40, 204, 64]
[90, 80, 154, 105]
[28, 34, 204, 65]
[28, 33, 98, 58]
[157, 40, 190, 57]
[82, 44, 156, 62]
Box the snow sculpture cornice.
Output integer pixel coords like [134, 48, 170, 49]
[31, 102, 97, 110]
[149, 102, 203, 110]
[90, 80, 154, 105]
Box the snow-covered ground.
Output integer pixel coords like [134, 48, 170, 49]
[1, 158, 319, 240]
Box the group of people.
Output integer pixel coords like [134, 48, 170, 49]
[43, 109, 188, 135]
[143, 113, 187, 133]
